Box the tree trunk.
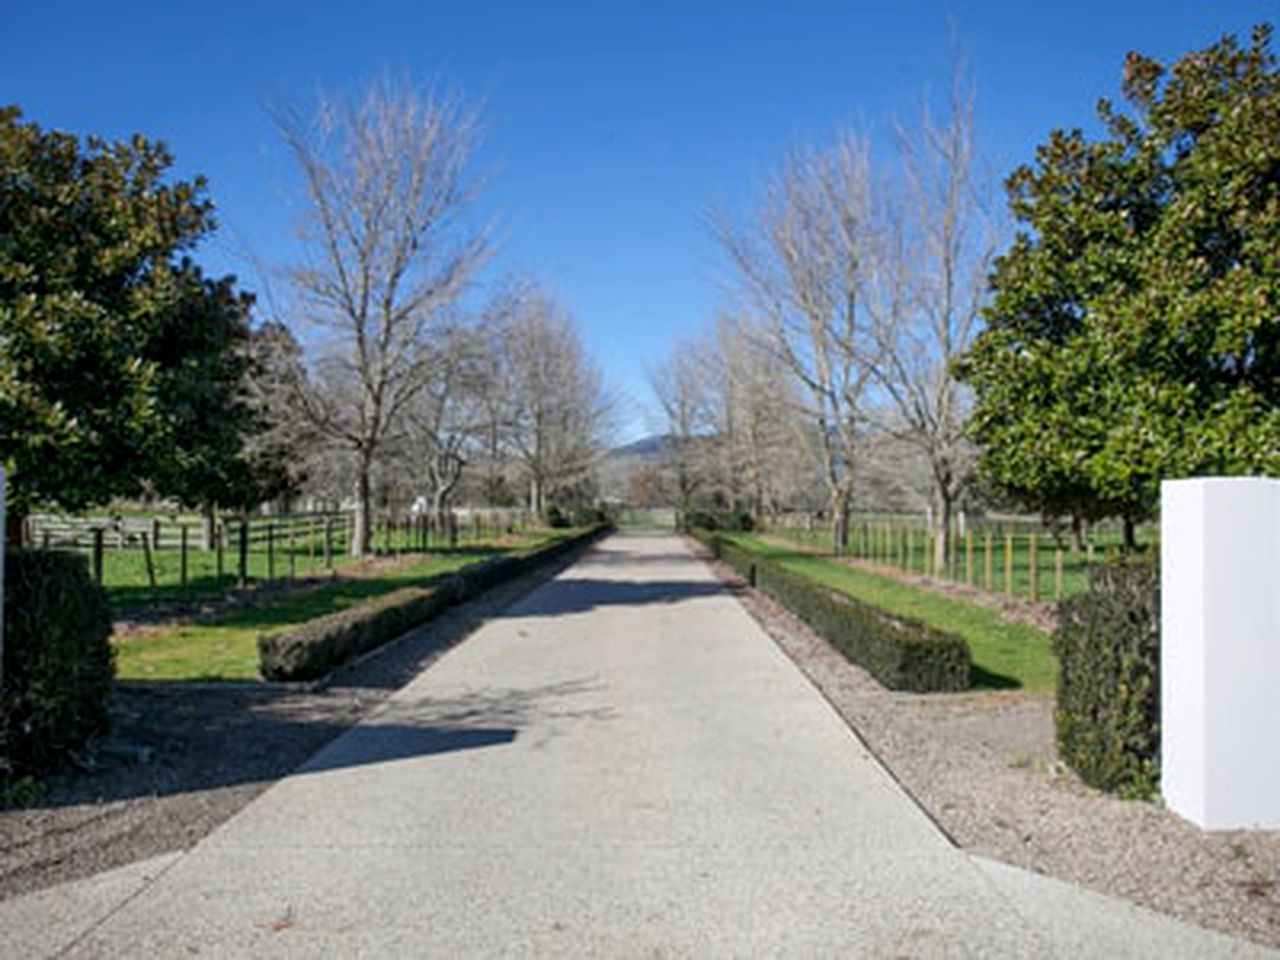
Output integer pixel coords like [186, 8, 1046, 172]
[1123, 515, 1136, 552]
[4, 504, 26, 549]
[202, 503, 217, 551]
[933, 496, 952, 575]
[831, 493, 851, 557]
[1070, 515, 1084, 556]
[352, 467, 373, 557]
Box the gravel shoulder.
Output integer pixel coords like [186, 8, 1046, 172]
[696, 542, 1280, 950]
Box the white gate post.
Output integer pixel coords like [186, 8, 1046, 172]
[1161, 477, 1280, 829]
[1, 466, 6, 695]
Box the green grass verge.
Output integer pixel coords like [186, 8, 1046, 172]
[114, 532, 571, 682]
[723, 533, 1058, 692]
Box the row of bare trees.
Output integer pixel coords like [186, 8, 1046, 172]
[655, 68, 994, 564]
[253, 81, 609, 556]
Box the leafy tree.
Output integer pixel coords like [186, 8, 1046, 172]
[958, 26, 1280, 544]
[0, 106, 257, 540]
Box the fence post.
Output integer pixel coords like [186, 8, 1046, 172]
[92, 528, 105, 585]
[1028, 532, 1039, 602]
[180, 524, 188, 589]
[152, 517, 162, 552]
[1004, 534, 1014, 598]
[267, 522, 275, 580]
[141, 531, 157, 589]
[965, 530, 973, 586]
[238, 519, 249, 587]
[324, 516, 333, 568]
[288, 519, 296, 582]
[216, 520, 225, 582]
[984, 533, 993, 591]
[1054, 548, 1064, 602]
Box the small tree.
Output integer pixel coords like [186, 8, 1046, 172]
[276, 80, 487, 555]
[958, 26, 1280, 543]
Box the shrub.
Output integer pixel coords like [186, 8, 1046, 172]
[1053, 559, 1160, 798]
[698, 532, 970, 692]
[684, 509, 754, 533]
[2, 549, 114, 778]
[259, 525, 611, 681]
[258, 578, 462, 681]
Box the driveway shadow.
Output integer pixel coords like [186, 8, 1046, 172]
[514, 578, 728, 617]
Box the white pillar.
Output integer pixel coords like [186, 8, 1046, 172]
[0, 466, 5, 694]
[1161, 477, 1280, 829]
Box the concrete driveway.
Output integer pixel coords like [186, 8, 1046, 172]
[3, 532, 1271, 957]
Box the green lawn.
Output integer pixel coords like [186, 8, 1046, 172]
[763, 520, 1152, 602]
[114, 533, 569, 682]
[723, 533, 1059, 692]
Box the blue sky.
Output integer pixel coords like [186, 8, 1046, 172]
[4, 1, 1275, 441]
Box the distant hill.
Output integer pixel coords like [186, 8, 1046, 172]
[609, 434, 671, 459]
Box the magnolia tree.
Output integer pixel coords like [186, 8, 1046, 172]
[958, 25, 1280, 545]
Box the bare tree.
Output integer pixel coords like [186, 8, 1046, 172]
[712, 135, 878, 553]
[868, 68, 995, 569]
[498, 284, 611, 515]
[649, 337, 714, 524]
[276, 79, 487, 554]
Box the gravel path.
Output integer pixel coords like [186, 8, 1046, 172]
[698, 543, 1280, 950]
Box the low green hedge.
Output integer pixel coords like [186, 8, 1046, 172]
[698, 532, 970, 692]
[1054, 559, 1160, 798]
[2, 549, 114, 778]
[259, 525, 610, 681]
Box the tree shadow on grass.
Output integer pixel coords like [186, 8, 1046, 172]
[969, 663, 1022, 691]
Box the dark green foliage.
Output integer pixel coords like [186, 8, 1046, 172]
[1053, 559, 1160, 798]
[0, 106, 260, 531]
[259, 526, 611, 681]
[958, 26, 1280, 531]
[544, 506, 571, 529]
[700, 532, 970, 692]
[258, 578, 462, 681]
[685, 510, 754, 533]
[1, 550, 114, 778]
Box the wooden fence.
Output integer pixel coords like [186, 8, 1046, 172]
[26, 508, 536, 596]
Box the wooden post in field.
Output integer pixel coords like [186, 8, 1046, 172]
[984, 533, 993, 591]
[152, 517, 162, 552]
[1028, 532, 1039, 602]
[324, 516, 333, 568]
[288, 519, 296, 581]
[382, 516, 391, 556]
[1055, 548, 1065, 601]
[965, 531, 973, 586]
[238, 519, 249, 586]
[92, 528, 105, 585]
[264, 522, 274, 580]
[141, 531, 157, 589]
[1004, 534, 1014, 598]
[180, 524, 188, 588]
[215, 521, 224, 582]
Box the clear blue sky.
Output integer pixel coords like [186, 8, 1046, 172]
[4, 1, 1274, 441]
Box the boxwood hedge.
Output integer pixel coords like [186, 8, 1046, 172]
[259, 525, 609, 682]
[1054, 559, 1160, 798]
[2, 549, 114, 778]
[697, 532, 970, 692]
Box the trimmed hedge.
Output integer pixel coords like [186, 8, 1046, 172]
[2, 549, 114, 777]
[259, 525, 610, 681]
[1054, 559, 1160, 798]
[699, 532, 970, 693]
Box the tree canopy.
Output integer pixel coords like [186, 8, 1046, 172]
[958, 25, 1280, 536]
[0, 106, 258, 533]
